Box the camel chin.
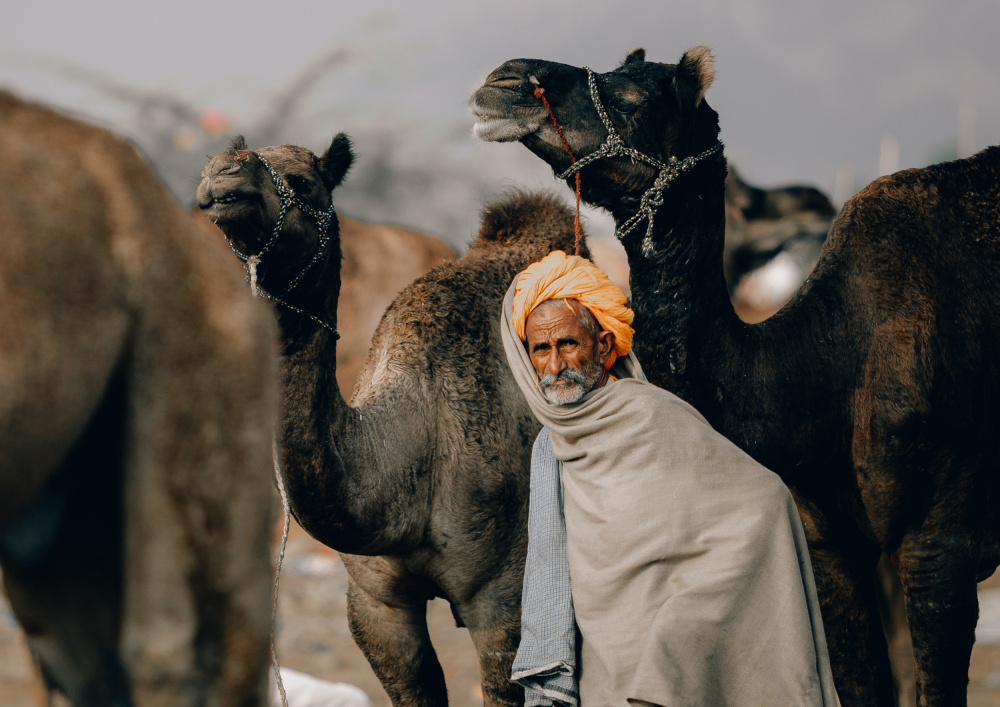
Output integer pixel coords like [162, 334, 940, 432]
[472, 115, 539, 142]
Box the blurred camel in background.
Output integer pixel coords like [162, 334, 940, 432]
[0, 91, 277, 707]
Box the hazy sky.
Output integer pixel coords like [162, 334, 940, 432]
[3, 0, 998, 242]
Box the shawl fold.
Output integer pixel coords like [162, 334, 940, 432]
[502, 279, 838, 707]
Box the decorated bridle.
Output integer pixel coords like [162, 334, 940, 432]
[224, 150, 339, 338]
[535, 67, 724, 257]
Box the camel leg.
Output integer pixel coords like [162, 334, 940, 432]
[875, 555, 916, 707]
[1, 502, 130, 706]
[0, 422, 131, 706]
[892, 523, 978, 707]
[466, 614, 521, 707]
[792, 494, 894, 707]
[346, 574, 447, 707]
[117, 326, 274, 706]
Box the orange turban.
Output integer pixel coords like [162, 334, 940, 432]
[512, 250, 634, 369]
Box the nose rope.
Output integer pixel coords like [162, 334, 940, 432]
[532, 79, 583, 256]
[546, 67, 724, 257]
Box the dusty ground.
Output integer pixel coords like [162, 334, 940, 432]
[2, 509, 999, 706]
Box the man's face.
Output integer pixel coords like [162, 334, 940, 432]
[524, 299, 615, 405]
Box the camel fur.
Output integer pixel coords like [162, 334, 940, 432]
[0, 90, 277, 706]
[471, 47, 1000, 707]
[198, 134, 582, 707]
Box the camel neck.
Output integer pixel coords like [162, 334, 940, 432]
[271, 237, 433, 554]
[271, 236, 342, 355]
[614, 155, 742, 406]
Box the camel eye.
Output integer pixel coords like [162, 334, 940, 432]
[613, 92, 642, 119]
[286, 174, 311, 193]
[615, 101, 638, 117]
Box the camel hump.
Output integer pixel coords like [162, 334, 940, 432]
[472, 190, 577, 249]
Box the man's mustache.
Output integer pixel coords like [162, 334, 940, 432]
[539, 369, 589, 389]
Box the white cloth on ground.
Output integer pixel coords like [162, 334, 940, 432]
[269, 668, 371, 707]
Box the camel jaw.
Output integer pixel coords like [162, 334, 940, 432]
[472, 115, 539, 143]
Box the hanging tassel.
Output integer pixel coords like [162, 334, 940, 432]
[248, 255, 261, 297]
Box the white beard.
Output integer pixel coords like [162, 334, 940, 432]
[539, 364, 602, 405]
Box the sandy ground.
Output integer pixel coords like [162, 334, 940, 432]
[2, 512, 999, 707]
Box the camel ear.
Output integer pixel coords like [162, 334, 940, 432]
[229, 135, 248, 151]
[674, 46, 715, 107]
[623, 47, 645, 65]
[319, 132, 354, 190]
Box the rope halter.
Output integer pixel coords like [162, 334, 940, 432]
[556, 67, 723, 256]
[223, 151, 339, 338]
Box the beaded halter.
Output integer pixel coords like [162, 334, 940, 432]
[556, 67, 724, 256]
[224, 151, 339, 338]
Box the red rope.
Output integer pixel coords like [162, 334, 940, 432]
[534, 87, 583, 256]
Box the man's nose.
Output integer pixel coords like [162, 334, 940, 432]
[545, 351, 566, 376]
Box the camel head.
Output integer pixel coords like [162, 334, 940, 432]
[470, 47, 722, 216]
[197, 134, 354, 293]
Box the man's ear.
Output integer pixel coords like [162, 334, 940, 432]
[596, 330, 616, 367]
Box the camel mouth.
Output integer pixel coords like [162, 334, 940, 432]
[469, 91, 545, 143]
[198, 189, 260, 216]
[209, 189, 257, 207]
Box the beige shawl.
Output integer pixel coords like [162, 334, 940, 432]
[501, 282, 838, 707]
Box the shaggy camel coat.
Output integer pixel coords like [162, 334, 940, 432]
[501, 283, 838, 707]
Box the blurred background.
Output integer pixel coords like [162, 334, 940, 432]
[3, 0, 998, 250]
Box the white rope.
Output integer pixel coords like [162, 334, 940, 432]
[271, 440, 290, 707]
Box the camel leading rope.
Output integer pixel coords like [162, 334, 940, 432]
[271, 441, 291, 707]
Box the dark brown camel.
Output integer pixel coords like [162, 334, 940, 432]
[197, 135, 582, 707]
[585, 166, 837, 320]
[0, 91, 277, 706]
[471, 47, 1000, 707]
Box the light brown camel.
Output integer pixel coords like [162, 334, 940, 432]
[327, 216, 454, 392]
[0, 90, 277, 707]
[195, 210, 454, 393]
[472, 47, 1000, 707]
[198, 134, 581, 707]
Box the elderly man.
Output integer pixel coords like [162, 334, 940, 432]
[500, 250, 837, 707]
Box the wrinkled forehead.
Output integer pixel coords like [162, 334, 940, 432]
[525, 299, 599, 339]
